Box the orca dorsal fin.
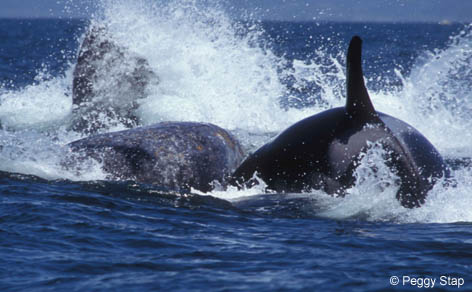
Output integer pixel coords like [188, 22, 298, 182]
[346, 36, 378, 121]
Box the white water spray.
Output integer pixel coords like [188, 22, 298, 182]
[0, 0, 471, 223]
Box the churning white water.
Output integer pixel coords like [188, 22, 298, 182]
[0, 0, 471, 223]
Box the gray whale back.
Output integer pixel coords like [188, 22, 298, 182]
[68, 122, 244, 193]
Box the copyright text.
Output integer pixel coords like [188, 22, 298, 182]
[390, 275, 464, 288]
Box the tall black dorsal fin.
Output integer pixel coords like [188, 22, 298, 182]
[346, 36, 378, 120]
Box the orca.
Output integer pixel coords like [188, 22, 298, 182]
[71, 23, 159, 134]
[66, 122, 244, 193]
[230, 36, 449, 208]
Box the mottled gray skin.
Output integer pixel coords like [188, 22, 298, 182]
[71, 23, 158, 134]
[67, 122, 244, 193]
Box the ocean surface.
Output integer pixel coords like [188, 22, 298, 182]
[1, 1, 472, 291]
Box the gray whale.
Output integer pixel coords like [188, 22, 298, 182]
[230, 36, 449, 208]
[67, 122, 244, 193]
[71, 23, 158, 134]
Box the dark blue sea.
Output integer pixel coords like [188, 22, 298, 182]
[1, 2, 472, 291]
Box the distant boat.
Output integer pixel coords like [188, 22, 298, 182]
[439, 19, 452, 25]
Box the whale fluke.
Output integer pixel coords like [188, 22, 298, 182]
[71, 23, 159, 134]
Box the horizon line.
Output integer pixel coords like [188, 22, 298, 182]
[0, 17, 467, 25]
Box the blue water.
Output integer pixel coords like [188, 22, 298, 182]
[3, 171, 471, 291]
[1, 2, 472, 291]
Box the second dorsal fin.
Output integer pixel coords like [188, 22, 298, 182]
[346, 36, 378, 121]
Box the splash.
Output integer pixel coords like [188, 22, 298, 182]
[287, 50, 346, 110]
[0, 68, 73, 131]
[372, 24, 472, 155]
[0, 0, 472, 223]
[0, 128, 106, 181]
[314, 142, 405, 221]
[91, 0, 310, 135]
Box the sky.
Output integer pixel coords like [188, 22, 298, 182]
[1, 0, 471, 23]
